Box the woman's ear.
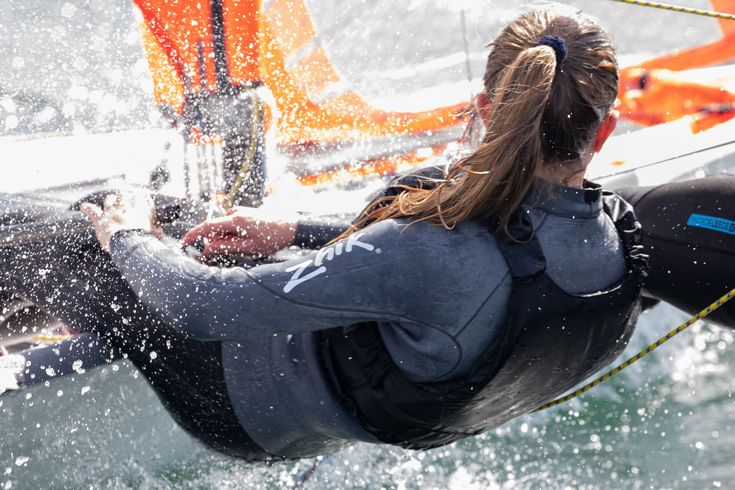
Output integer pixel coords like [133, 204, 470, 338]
[474, 92, 492, 128]
[592, 111, 618, 153]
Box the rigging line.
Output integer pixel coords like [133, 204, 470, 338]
[609, 0, 735, 21]
[595, 138, 735, 179]
[460, 9, 473, 84]
[210, 0, 231, 92]
[534, 288, 735, 412]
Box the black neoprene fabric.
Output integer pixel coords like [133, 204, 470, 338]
[0, 234, 272, 461]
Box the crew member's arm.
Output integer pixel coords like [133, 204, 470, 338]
[83, 187, 499, 344]
[180, 164, 448, 258]
[292, 217, 351, 249]
[180, 207, 350, 260]
[108, 218, 449, 340]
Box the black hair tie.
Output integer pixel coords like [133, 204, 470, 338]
[537, 36, 567, 67]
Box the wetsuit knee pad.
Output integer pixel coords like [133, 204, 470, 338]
[616, 175, 734, 328]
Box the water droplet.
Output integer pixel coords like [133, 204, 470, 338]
[60, 3, 77, 18]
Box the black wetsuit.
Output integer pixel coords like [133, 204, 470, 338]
[617, 176, 735, 327]
[0, 233, 272, 460]
[0, 177, 629, 459]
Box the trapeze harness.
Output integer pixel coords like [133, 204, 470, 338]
[320, 190, 649, 450]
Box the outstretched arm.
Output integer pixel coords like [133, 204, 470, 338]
[78, 188, 449, 340]
[107, 220, 434, 340]
[80, 189, 421, 340]
[181, 207, 351, 261]
[180, 206, 299, 260]
[178, 165, 449, 261]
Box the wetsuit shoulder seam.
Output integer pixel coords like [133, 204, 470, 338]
[454, 269, 511, 337]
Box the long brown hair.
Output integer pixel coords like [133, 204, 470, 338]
[345, 6, 619, 237]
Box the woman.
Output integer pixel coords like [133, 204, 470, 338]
[2, 6, 641, 459]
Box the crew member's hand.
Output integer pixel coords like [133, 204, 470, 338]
[181, 207, 297, 262]
[80, 191, 162, 252]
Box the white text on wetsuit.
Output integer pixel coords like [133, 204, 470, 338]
[283, 232, 376, 293]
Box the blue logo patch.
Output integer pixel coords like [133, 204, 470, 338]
[686, 213, 735, 236]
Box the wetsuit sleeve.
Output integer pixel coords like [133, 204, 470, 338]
[293, 217, 350, 249]
[108, 221, 443, 340]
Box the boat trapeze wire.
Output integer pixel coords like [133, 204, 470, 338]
[534, 287, 735, 412]
[609, 0, 735, 21]
[594, 138, 735, 180]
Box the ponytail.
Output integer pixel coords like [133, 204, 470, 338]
[346, 45, 558, 236]
[458, 45, 557, 230]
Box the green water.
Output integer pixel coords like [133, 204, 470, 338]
[3, 304, 732, 489]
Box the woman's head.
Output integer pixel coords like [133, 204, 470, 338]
[348, 6, 619, 237]
[481, 6, 619, 165]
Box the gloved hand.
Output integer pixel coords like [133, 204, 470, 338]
[80, 191, 163, 252]
[181, 206, 296, 263]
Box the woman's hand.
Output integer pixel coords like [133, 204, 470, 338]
[181, 207, 297, 262]
[80, 191, 162, 252]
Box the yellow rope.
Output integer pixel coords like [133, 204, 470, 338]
[225, 97, 263, 209]
[609, 0, 735, 21]
[31, 335, 70, 342]
[534, 287, 735, 412]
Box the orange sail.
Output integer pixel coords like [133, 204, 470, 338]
[136, 0, 262, 105]
[618, 67, 735, 130]
[137, 0, 735, 156]
[626, 0, 735, 72]
[618, 1, 735, 131]
[135, 0, 468, 149]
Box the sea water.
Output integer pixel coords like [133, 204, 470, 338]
[0, 1, 732, 488]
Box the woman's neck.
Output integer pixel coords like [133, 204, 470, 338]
[535, 157, 590, 189]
